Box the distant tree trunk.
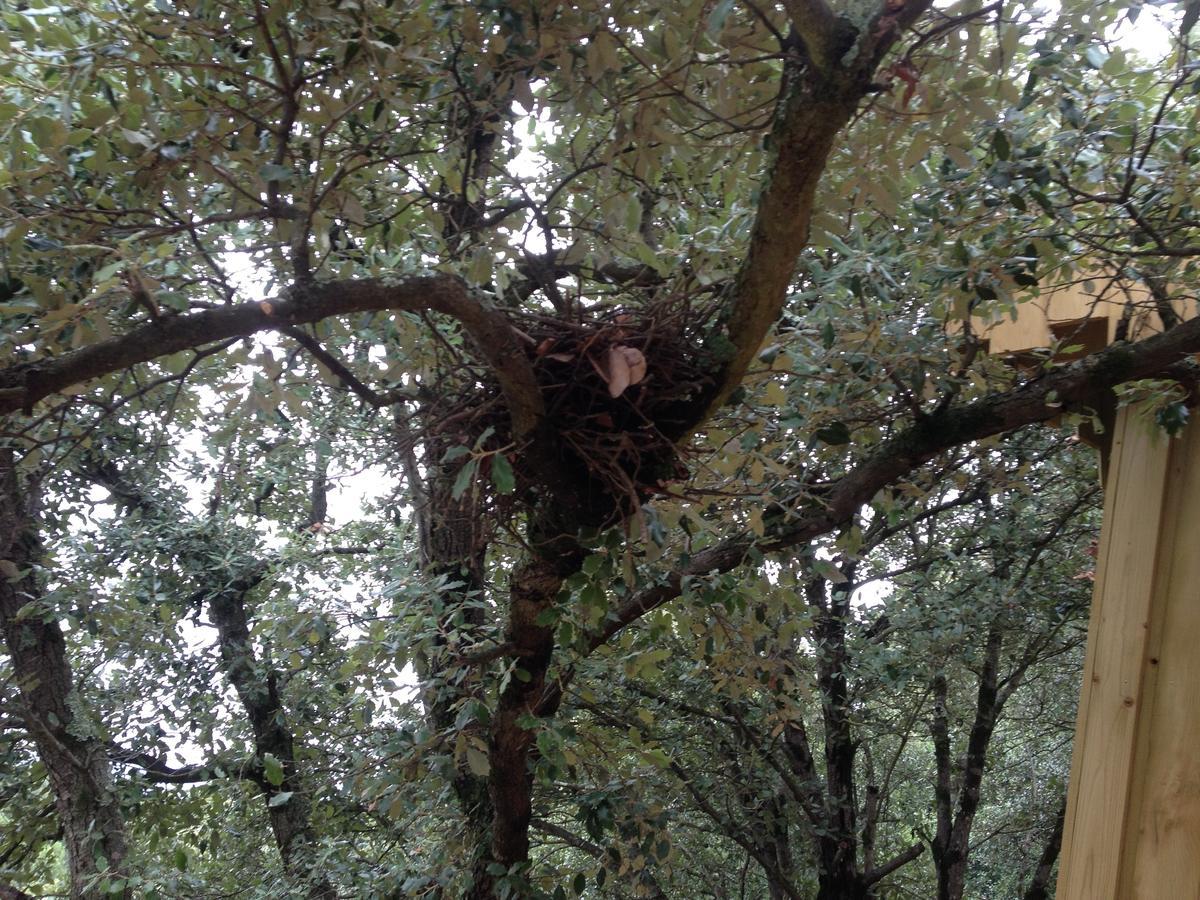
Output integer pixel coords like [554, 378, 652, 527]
[785, 572, 923, 900]
[1022, 798, 1066, 900]
[83, 455, 335, 899]
[931, 626, 1004, 900]
[207, 585, 337, 900]
[0, 450, 129, 899]
[403, 424, 497, 895]
[813, 576, 868, 900]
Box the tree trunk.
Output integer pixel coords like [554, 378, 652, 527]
[1022, 798, 1066, 900]
[82, 455, 335, 898]
[208, 586, 337, 900]
[406, 426, 497, 890]
[931, 626, 1004, 900]
[487, 548, 578, 870]
[813, 575, 866, 900]
[0, 451, 129, 899]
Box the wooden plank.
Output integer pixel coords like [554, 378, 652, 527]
[1122, 419, 1200, 898]
[1057, 406, 1171, 900]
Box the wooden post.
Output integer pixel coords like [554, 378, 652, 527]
[1056, 405, 1200, 899]
[965, 280, 1200, 895]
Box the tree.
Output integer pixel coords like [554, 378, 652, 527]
[572, 427, 1096, 899]
[0, 0, 1197, 897]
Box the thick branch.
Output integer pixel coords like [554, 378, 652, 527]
[1021, 798, 1066, 900]
[780, 0, 844, 74]
[864, 842, 925, 886]
[699, 0, 936, 423]
[0, 274, 543, 437]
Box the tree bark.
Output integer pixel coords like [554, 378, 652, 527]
[1022, 797, 1066, 900]
[407, 432, 495, 894]
[807, 574, 871, 900]
[0, 451, 129, 899]
[484, 542, 582, 879]
[207, 585, 337, 900]
[931, 626, 1004, 900]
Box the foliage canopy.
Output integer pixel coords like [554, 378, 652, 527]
[0, 0, 1197, 898]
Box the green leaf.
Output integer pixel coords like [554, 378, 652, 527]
[813, 559, 849, 584]
[466, 745, 490, 776]
[490, 453, 515, 494]
[992, 129, 1010, 161]
[821, 321, 836, 349]
[262, 753, 284, 787]
[451, 459, 478, 500]
[814, 422, 851, 445]
[93, 260, 126, 283]
[642, 747, 671, 767]
[706, 0, 735, 39]
[172, 848, 188, 872]
[1083, 46, 1108, 70]
[268, 791, 294, 808]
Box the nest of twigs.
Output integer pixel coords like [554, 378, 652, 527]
[421, 297, 717, 525]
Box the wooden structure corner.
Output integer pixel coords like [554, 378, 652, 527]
[979, 279, 1200, 899]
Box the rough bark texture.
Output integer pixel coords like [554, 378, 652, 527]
[0, 274, 543, 437]
[768, 576, 924, 900]
[409, 437, 495, 895]
[0, 451, 129, 899]
[484, 529, 584, 878]
[698, 0, 939, 421]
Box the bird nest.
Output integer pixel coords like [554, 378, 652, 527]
[419, 299, 717, 525]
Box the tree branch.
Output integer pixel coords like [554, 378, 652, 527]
[698, 0, 936, 424]
[0, 274, 543, 438]
[538, 321, 1200, 711]
[863, 841, 925, 886]
[107, 742, 262, 785]
[780, 0, 844, 74]
[1021, 797, 1067, 900]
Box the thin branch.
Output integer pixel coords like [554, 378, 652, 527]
[107, 742, 262, 785]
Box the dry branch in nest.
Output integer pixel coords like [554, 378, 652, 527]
[419, 298, 718, 527]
